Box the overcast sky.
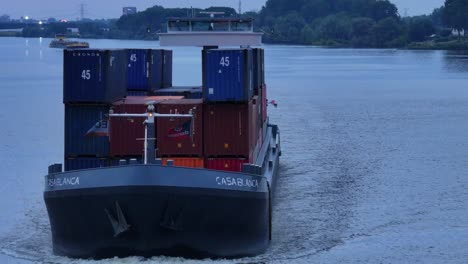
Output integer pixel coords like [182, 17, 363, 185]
[3, 0, 445, 20]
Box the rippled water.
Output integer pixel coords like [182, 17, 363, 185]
[0, 38, 467, 263]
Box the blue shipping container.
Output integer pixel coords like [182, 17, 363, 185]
[127, 49, 166, 92]
[65, 104, 110, 157]
[150, 49, 164, 91]
[252, 48, 264, 94]
[126, 49, 149, 91]
[63, 49, 127, 103]
[65, 157, 110, 171]
[203, 49, 253, 102]
[162, 50, 173, 88]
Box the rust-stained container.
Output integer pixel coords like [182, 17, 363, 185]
[109, 96, 183, 156]
[162, 157, 204, 168]
[156, 99, 203, 156]
[204, 99, 257, 157]
[205, 158, 248, 172]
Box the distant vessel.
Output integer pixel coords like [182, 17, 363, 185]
[44, 15, 280, 259]
[49, 34, 89, 49]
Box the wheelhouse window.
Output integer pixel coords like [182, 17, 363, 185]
[168, 20, 190, 31]
[231, 21, 252, 32]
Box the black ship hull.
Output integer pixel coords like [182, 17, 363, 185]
[45, 185, 269, 258]
[44, 125, 280, 259]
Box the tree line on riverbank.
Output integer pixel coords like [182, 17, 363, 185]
[255, 0, 468, 48]
[7, 0, 468, 49]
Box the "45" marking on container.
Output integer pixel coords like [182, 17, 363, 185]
[81, 70, 91, 80]
[219, 56, 230, 67]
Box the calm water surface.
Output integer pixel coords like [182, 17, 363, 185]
[0, 37, 467, 263]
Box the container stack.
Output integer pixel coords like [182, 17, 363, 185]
[252, 48, 267, 140]
[63, 49, 127, 171]
[202, 48, 264, 172]
[63, 47, 266, 173]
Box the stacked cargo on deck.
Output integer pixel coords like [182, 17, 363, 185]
[63, 49, 127, 171]
[202, 48, 265, 172]
[63, 48, 174, 171]
[63, 47, 266, 173]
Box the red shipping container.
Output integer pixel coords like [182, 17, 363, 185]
[261, 84, 267, 123]
[204, 99, 257, 157]
[156, 99, 203, 156]
[110, 96, 183, 156]
[205, 158, 248, 172]
[249, 96, 259, 160]
[162, 157, 204, 168]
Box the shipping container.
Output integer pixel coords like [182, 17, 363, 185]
[260, 49, 265, 86]
[149, 49, 164, 90]
[249, 96, 260, 161]
[65, 104, 110, 157]
[252, 48, 265, 94]
[156, 99, 203, 156]
[261, 84, 267, 123]
[65, 157, 110, 171]
[63, 49, 127, 103]
[162, 50, 173, 88]
[126, 49, 149, 91]
[110, 96, 183, 156]
[203, 100, 257, 157]
[127, 49, 168, 92]
[203, 49, 253, 102]
[162, 157, 204, 168]
[205, 158, 248, 172]
[153, 86, 203, 99]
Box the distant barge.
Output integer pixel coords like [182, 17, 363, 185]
[44, 16, 281, 259]
[49, 34, 89, 49]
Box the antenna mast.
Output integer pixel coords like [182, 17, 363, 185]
[80, 3, 85, 20]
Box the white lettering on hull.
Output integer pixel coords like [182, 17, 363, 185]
[216, 176, 259, 188]
[48, 177, 80, 187]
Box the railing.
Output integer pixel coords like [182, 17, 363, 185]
[166, 18, 254, 33]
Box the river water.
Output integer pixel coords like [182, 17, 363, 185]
[0, 37, 467, 263]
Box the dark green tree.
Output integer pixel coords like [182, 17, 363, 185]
[350, 17, 375, 47]
[369, 0, 399, 21]
[443, 0, 468, 40]
[317, 14, 352, 42]
[407, 16, 435, 42]
[271, 12, 306, 43]
[372, 17, 405, 47]
[431, 7, 445, 27]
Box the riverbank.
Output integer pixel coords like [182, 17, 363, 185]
[4, 35, 468, 51]
[408, 40, 468, 50]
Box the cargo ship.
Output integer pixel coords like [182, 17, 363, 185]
[49, 34, 90, 49]
[44, 16, 281, 259]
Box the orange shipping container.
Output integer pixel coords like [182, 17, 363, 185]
[162, 157, 204, 168]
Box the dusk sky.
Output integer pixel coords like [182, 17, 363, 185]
[3, 0, 445, 20]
